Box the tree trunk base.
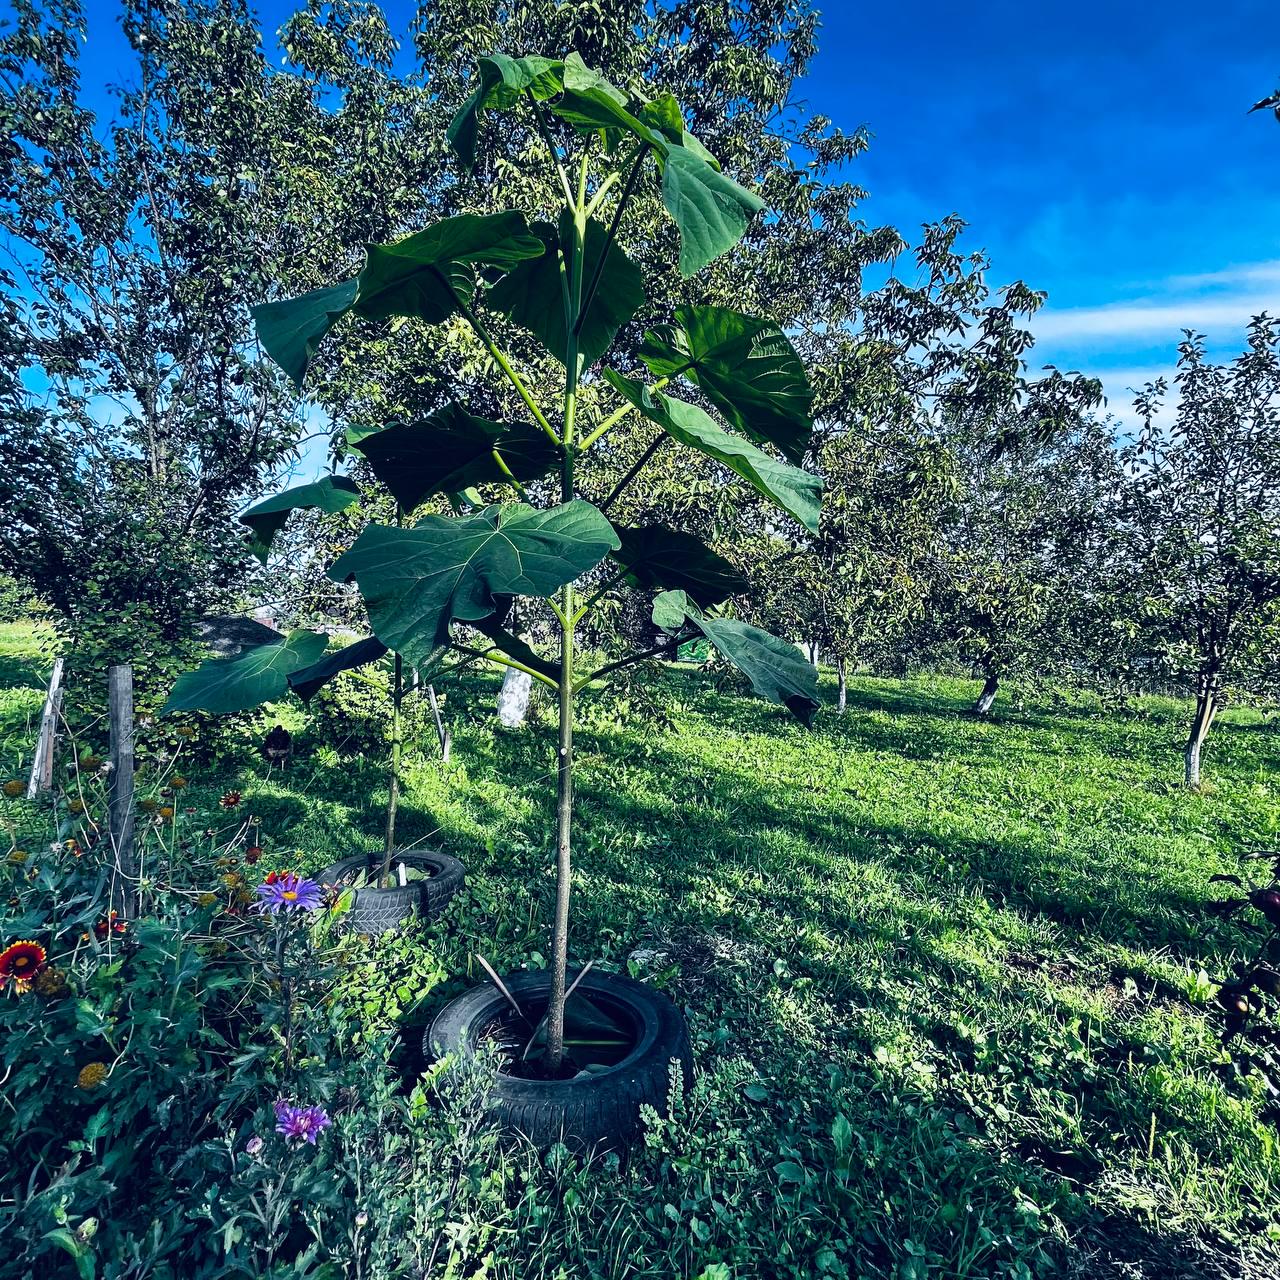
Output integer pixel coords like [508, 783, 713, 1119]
[972, 674, 999, 716]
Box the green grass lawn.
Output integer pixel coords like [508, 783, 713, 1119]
[5, 628, 1280, 1278]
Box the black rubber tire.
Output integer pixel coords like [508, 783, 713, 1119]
[317, 850, 465, 933]
[425, 969, 692, 1153]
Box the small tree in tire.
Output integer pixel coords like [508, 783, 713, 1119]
[164, 52, 822, 1073]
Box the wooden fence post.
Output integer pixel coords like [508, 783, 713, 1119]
[107, 664, 137, 919]
[26, 656, 65, 799]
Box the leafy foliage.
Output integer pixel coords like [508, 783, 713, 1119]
[1122, 317, 1280, 783]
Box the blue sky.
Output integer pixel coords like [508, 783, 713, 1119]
[67, 0, 1280, 436]
[804, 1, 1279, 425]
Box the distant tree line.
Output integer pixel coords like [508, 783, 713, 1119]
[2, 0, 1278, 787]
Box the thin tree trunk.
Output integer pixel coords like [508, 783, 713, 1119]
[836, 655, 847, 714]
[809, 639, 820, 666]
[972, 672, 999, 716]
[545, 583, 574, 1070]
[1184, 684, 1219, 787]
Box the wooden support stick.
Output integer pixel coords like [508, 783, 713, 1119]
[107, 665, 137, 919]
[27, 656, 64, 799]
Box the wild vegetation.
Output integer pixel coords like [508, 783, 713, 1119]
[3, 1, 1280, 1277]
[4, 621, 1280, 1276]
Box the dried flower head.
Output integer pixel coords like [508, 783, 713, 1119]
[244, 845, 263, 865]
[2, 779, 24, 798]
[67, 798, 86, 815]
[77, 1061, 108, 1090]
[33, 966, 68, 998]
[158, 806, 175, 821]
[175, 725, 197, 739]
[196, 892, 218, 908]
[170, 776, 189, 790]
[6, 849, 28, 865]
[138, 798, 159, 814]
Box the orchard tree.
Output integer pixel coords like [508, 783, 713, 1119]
[767, 216, 1104, 707]
[1123, 318, 1280, 786]
[927, 412, 1123, 715]
[0, 0, 444, 694]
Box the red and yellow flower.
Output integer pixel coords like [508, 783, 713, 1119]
[220, 790, 243, 809]
[82, 912, 128, 944]
[0, 939, 47, 992]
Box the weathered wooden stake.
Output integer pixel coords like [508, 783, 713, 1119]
[26, 656, 64, 799]
[107, 664, 137, 919]
[428, 683, 452, 761]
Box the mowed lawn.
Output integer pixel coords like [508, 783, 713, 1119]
[6, 624, 1280, 1279]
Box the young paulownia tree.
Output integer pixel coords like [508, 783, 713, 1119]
[166, 52, 822, 1070]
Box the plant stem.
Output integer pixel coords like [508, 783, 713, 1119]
[381, 503, 405, 888]
[381, 651, 402, 887]
[579, 374, 671, 452]
[598, 433, 669, 512]
[441, 275, 559, 444]
[546, 160, 589, 1072]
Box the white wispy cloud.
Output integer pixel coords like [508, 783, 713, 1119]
[1031, 259, 1280, 344]
[1034, 294, 1278, 342]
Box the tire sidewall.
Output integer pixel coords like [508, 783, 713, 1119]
[426, 969, 692, 1151]
[318, 850, 464, 931]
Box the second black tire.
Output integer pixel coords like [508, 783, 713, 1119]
[425, 968, 692, 1153]
[317, 850, 464, 933]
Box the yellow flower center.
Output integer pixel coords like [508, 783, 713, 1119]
[282, 890, 298, 901]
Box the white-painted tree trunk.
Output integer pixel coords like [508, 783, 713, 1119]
[972, 673, 999, 716]
[1184, 687, 1218, 788]
[836, 655, 847, 714]
[497, 666, 533, 728]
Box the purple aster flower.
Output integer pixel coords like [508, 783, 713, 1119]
[254, 871, 324, 915]
[273, 1100, 332, 1145]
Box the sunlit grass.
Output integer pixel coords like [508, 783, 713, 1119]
[4, 619, 1279, 1275]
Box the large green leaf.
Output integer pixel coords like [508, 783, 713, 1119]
[603, 372, 820, 533]
[329, 501, 619, 667]
[287, 636, 389, 702]
[550, 53, 661, 145]
[354, 212, 545, 325]
[352, 406, 560, 512]
[251, 279, 358, 391]
[448, 53, 567, 169]
[613, 525, 747, 609]
[660, 147, 767, 277]
[486, 213, 645, 370]
[163, 630, 329, 715]
[652, 591, 819, 725]
[240, 475, 361, 562]
[639, 306, 813, 462]
[449, 53, 663, 169]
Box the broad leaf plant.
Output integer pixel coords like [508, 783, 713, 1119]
[166, 52, 822, 1070]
